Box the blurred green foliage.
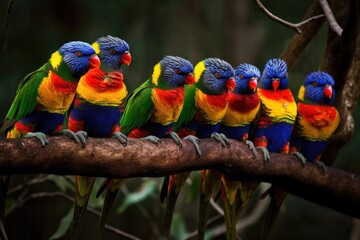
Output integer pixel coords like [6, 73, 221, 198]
[0, 0, 359, 239]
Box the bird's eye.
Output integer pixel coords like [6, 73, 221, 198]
[109, 49, 116, 54]
[214, 73, 221, 79]
[312, 81, 317, 87]
[174, 68, 181, 74]
[75, 51, 83, 57]
[239, 74, 244, 79]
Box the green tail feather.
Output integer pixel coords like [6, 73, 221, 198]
[71, 198, 91, 240]
[160, 176, 170, 204]
[163, 186, 180, 239]
[97, 189, 119, 240]
[222, 193, 237, 240]
[262, 185, 287, 240]
[72, 176, 95, 240]
[197, 193, 210, 240]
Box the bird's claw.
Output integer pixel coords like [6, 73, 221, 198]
[112, 132, 128, 146]
[290, 151, 307, 167]
[141, 135, 160, 145]
[314, 160, 327, 175]
[61, 129, 80, 143]
[245, 140, 257, 157]
[184, 135, 201, 156]
[25, 132, 49, 147]
[211, 132, 231, 148]
[169, 132, 183, 149]
[76, 131, 88, 148]
[257, 146, 270, 162]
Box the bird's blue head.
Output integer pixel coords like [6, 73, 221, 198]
[299, 71, 336, 105]
[234, 63, 260, 94]
[195, 58, 235, 95]
[152, 55, 194, 89]
[259, 58, 288, 91]
[93, 35, 132, 71]
[57, 41, 100, 78]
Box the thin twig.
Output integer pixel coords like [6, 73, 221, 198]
[318, 0, 343, 36]
[5, 191, 141, 240]
[7, 174, 48, 195]
[184, 214, 224, 240]
[3, 0, 14, 53]
[253, 0, 324, 34]
[210, 199, 224, 216]
[121, 184, 162, 239]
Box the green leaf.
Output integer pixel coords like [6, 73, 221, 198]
[116, 180, 157, 214]
[170, 213, 188, 240]
[47, 175, 74, 192]
[49, 208, 73, 240]
[186, 171, 201, 200]
[88, 178, 106, 209]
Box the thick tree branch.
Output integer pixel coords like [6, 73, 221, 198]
[0, 136, 359, 218]
[319, 0, 360, 164]
[253, 0, 324, 34]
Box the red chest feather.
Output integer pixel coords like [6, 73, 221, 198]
[84, 68, 124, 91]
[298, 103, 338, 127]
[154, 87, 185, 106]
[228, 92, 260, 113]
[259, 89, 294, 102]
[51, 72, 77, 93]
[206, 92, 230, 109]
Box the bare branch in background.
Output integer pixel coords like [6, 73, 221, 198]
[280, 0, 325, 68]
[5, 191, 141, 240]
[2, 0, 14, 53]
[319, 0, 343, 36]
[253, 0, 324, 34]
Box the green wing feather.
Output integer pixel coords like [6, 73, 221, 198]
[120, 79, 154, 135]
[173, 84, 197, 132]
[0, 63, 50, 133]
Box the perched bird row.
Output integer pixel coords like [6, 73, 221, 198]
[0, 35, 340, 240]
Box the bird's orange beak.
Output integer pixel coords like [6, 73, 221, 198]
[185, 73, 195, 85]
[324, 84, 333, 98]
[89, 54, 101, 68]
[271, 78, 280, 92]
[226, 77, 236, 91]
[248, 77, 258, 92]
[120, 51, 132, 65]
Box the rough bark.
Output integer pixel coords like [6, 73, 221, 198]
[320, 0, 360, 164]
[0, 136, 359, 218]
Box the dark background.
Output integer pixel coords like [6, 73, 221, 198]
[0, 0, 359, 239]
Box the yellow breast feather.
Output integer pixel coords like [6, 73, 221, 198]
[76, 79, 128, 106]
[222, 104, 260, 127]
[195, 89, 228, 124]
[258, 89, 297, 124]
[151, 88, 185, 125]
[37, 73, 75, 114]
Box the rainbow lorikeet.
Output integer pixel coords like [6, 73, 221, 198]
[218, 63, 261, 240]
[66, 35, 131, 240]
[258, 71, 341, 236]
[262, 71, 340, 239]
[119, 55, 194, 238]
[120, 55, 194, 140]
[160, 58, 236, 239]
[290, 71, 340, 163]
[251, 58, 298, 239]
[0, 41, 99, 237]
